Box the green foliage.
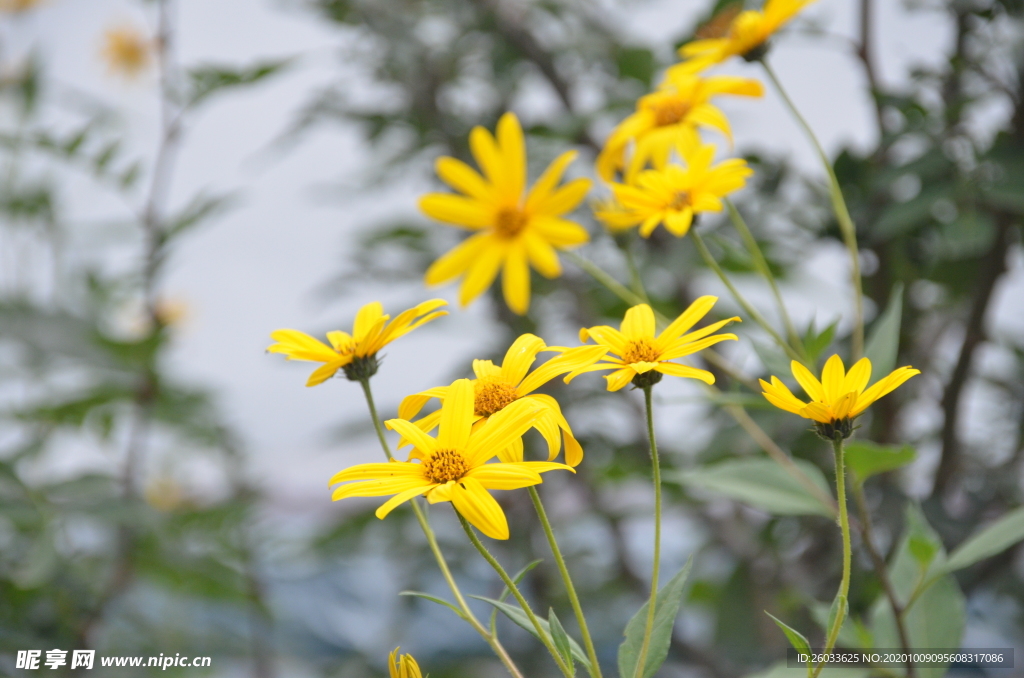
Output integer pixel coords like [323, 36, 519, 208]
[943, 507, 1024, 573]
[187, 60, 290, 107]
[765, 611, 811, 671]
[472, 596, 593, 673]
[843, 442, 916, 485]
[617, 557, 693, 678]
[674, 459, 834, 517]
[863, 283, 903, 378]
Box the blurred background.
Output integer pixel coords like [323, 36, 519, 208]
[2, 0, 1023, 676]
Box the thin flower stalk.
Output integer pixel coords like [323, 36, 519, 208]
[528, 486, 603, 678]
[725, 199, 804, 357]
[457, 513, 575, 678]
[690, 229, 803, 363]
[358, 379, 525, 678]
[633, 384, 663, 678]
[760, 60, 865, 359]
[812, 437, 852, 678]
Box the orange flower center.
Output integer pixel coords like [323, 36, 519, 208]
[670, 190, 691, 210]
[653, 98, 691, 127]
[474, 380, 519, 416]
[495, 207, 529, 238]
[421, 448, 469, 483]
[335, 342, 356, 357]
[621, 338, 660, 364]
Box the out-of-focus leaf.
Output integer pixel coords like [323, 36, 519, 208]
[870, 505, 964, 678]
[942, 507, 1024, 573]
[399, 591, 466, 621]
[752, 341, 792, 381]
[863, 282, 903, 378]
[165, 192, 236, 240]
[674, 459, 834, 517]
[810, 601, 869, 649]
[188, 60, 290, 107]
[615, 47, 655, 86]
[844, 441, 916, 485]
[803, 319, 838, 365]
[471, 596, 592, 673]
[618, 556, 693, 678]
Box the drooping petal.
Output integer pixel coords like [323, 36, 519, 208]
[497, 436, 524, 464]
[437, 378, 474, 452]
[306, 361, 343, 386]
[501, 334, 547, 386]
[605, 367, 636, 392]
[425, 233, 492, 286]
[501, 239, 531, 315]
[375, 485, 435, 519]
[450, 477, 510, 539]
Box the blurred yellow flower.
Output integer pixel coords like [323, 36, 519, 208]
[101, 24, 152, 78]
[268, 299, 447, 386]
[398, 334, 607, 467]
[603, 144, 752, 238]
[568, 297, 739, 390]
[596, 71, 762, 181]
[330, 379, 572, 540]
[674, 0, 816, 73]
[760, 355, 920, 438]
[388, 648, 422, 678]
[0, 0, 42, 13]
[420, 112, 591, 315]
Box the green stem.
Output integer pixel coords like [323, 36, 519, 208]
[762, 60, 864, 359]
[565, 249, 647, 307]
[633, 385, 663, 678]
[457, 512, 574, 678]
[812, 437, 852, 678]
[616, 234, 650, 303]
[529, 486, 603, 678]
[690, 230, 804, 364]
[357, 379, 524, 678]
[724, 199, 804, 357]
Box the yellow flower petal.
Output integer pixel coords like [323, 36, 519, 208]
[419, 193, 493, 229]
[501, 240, 531, 315]
[436, 156, 493, 201]
[791, 360, 826, 402]
[458, 239, 506, 307]
[843, 357, 872, 395]
[385, 418, 439, 457]
[496, 112, 526, 201]
[821, 354, 846, 404]
[517, 345, 607, 395]
[656, 362, 716, 384]
[353, 302, 385, 343]
[466, 398, 542, 465]
[657, 296, 718, 344]
[398, 387, 448, 421]
[464, 463, 543, 490]
[501, 333, 547, 386]
[523, 231, 563, 279]
[852, 366, 920, 416]
[437, 378, 474, 451]
[375, 485, 435, 519]
[306, 361, 343, 387]
[525, 150, 577, 212]
[605, 367, 636, 391]
[621, 304, 656, 339]
[426, 232, 492, 286]
[450, 477, 510, 539]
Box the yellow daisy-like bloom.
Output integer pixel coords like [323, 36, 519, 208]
[388, 648, 422, 678]
[420, 112, 592, 315]
[760, 355, 920, 439]
[596, 71, 763, 181]
[592, 196, 639, 234]
[673, 0, 817, 74]
[605, 144, 752, 238]
[329, 379, 572, 539]
[398, 334, 608, 467]
[567, 297, 740, 391]
[268, 299, 447, 386]
[100, 25, 152, 79]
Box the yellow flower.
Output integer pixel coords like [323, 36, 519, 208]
[388, 648, 422, 678]
[592, 196, 639, 235]
[568, 297, 739, 391]
[596, 71, 762, 181]
[420, 112, 592, 315]
[604, 144, 752, 238]
[760, 355, 920, 438]
[0, 0, 42, 13]
[674, 0, 816, 73]
[329, 379, 572, 539]
[100, 25, 152, 78]
[398, 334, 608, 467]
[268, 299, 447, 386]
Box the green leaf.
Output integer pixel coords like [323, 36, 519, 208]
[942, 506, 1024, 573]
[765, 612, 811, 671]
[188, 59, 290, 107]
[471, 596, 592, 674]
[548, 608, 575, 672]
[399, 591, 466, 621]
[673, 459, 834, 517]
[844, 441, 916, 485]
[165, 192, 236, 240]
[863, 282, 903, 378]
[499, 559, 542, 603]
[826, 593, 848, 643]
[909, 534, 939, 570]
[803, 319, 838, 365]
[618, 556, 693, 678]
[615, 47, 655, 86]
[870, 505, 964, 678]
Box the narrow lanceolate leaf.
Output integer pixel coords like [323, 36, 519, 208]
[470, 596, 593, 674]
[863, 282, 903, 376]
[843, 442, 916, 485]
[399, 591, 466, 621]
[618, 556, 693, 678]
[943, 506, 1024, 573]
[765, 612, 811, 671]
[548, 608, 575, 673]
[826, 593, 848, 644]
